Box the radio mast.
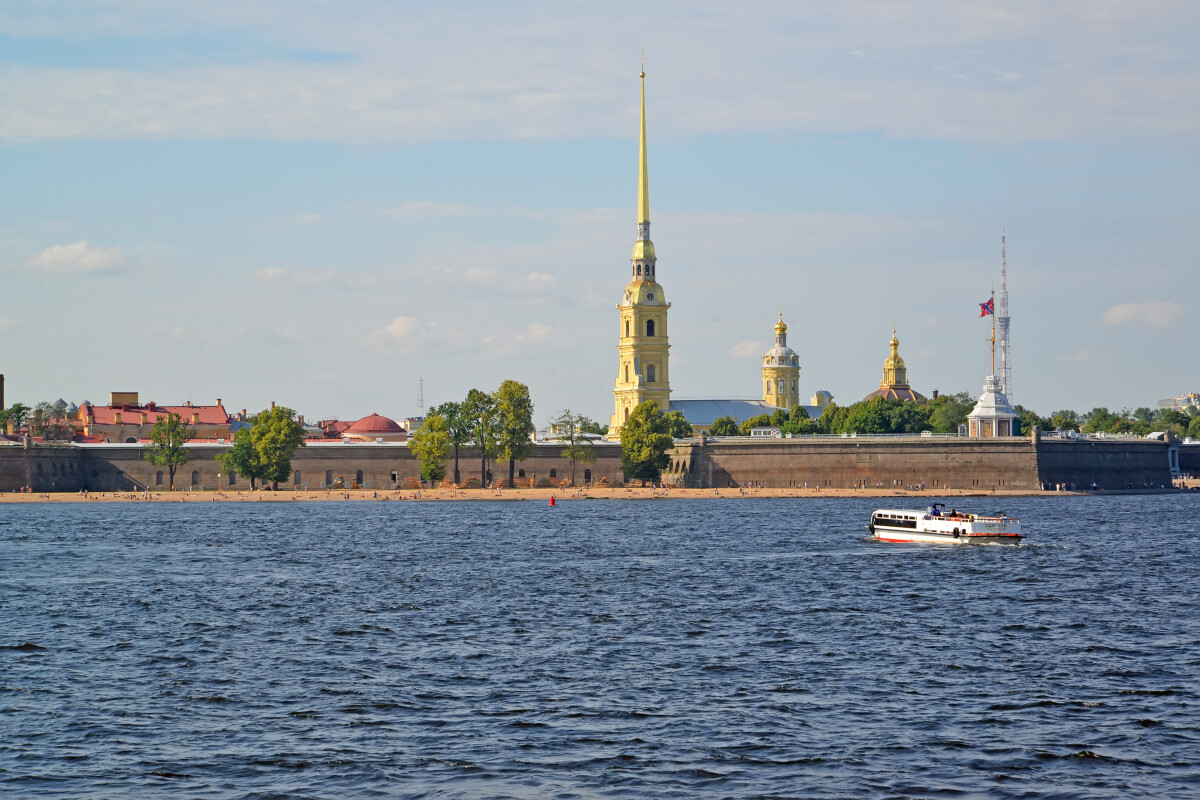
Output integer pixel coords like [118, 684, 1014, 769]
[417, 377, 425, 417]
[997, 231, 1012, 400]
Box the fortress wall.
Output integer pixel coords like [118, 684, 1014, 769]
[678, 438, 1042, 490]
[1179, 444, 1200, 475]
[0, 442, 628, 492]
[0, 445, 89, 492]
[1035, 438, 1172, 489]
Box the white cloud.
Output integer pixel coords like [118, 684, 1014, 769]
[252, 265, 375, 290]
[368, 315, 429, 346]
[729, 340, 762, 359]
[1102, 300, 1183, 328]
[381, 201, 470, 219]
[3, 3, 1199, 143]
[30, 239, 124, 273]
[1058, 350, 1091, 364]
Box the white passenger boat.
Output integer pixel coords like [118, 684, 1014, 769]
[868, 503, 1023, 544]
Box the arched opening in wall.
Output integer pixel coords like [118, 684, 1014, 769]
[156, 471, 163, 486]
[647, 364, 656, 383]
[229, 472, 236, 486]
[625, 364, 630, 382]
[355, 469, 364, 486]
[325, 470, 333, 487]
[191, 470, 200, 487]
[550, 469, 557, 478]
[766, 382, 772, 394]
[636, 265, 642, 276]
[518, 469, 526, 478]
[646, 319, 655, 336]
[125, 437, 137, 443]
[625, 320, 630, 337]
[584, 468, 591, 483]
[624, 406, 630, 422]
[294, 470, 302, 485]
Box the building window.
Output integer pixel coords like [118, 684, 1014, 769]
[625, 364, 630, 382]
[624, 406, 630, 422]
[625, 320, 630, 337]
[766, 381, 772, 394]
[792, 381, 797, 393]
[646, 319, 655, 337]
[156, 471, 163, 486]
[647, 364, 656, 383]
[550, 469, 557, 478]
[636, 265, 642, 276]
[778, 379, 785, 394]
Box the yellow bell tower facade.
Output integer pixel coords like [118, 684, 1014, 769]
[762, 313, 801, 409]
[610, 67, 671, 433]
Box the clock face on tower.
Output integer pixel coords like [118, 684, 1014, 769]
[647, 292, 655, 301]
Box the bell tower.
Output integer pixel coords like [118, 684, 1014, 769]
[761, 313, 800, 409]
[610, 64, 671, 434]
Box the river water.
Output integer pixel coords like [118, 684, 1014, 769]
[2, 495, 1199, 798]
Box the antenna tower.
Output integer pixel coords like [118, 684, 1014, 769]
[997, 231, 1011, 400]
[417, 377, 425, 417]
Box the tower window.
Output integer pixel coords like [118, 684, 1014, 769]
[647, 364, 656, 383]
[766, 381, 772, 394]
[625, 364, 630, 382]
[636, 265, 642, 276]
[646, 319, 655, 337]
[625, 320, 630, 337]
[778, 380, 785, 394]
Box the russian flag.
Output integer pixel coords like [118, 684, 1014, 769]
[979, 298, 994, 317]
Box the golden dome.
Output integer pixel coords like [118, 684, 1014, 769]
[774, 311, 787, 336]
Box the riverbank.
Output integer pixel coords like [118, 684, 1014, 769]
[1, 484, 1190, 503]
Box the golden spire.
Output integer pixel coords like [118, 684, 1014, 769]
[774, 310, 787, 335]
[637, 55, 649, 227]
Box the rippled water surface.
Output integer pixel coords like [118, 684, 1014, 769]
[3, 495, 1200, 798]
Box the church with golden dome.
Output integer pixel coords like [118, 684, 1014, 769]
[862, 327, 927, 402]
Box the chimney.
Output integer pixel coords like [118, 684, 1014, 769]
[140, 413, 147, 424]
[5, 419, 13, 435]
[241, 409, 247, 420]
[297, 415, 305, 425]
[186, 400, 192, 408]
[114, 411, 122, 425]
[216, 398, 222, 408]
[932, 389, 939, 400]
[191, 413, 199, 425]
[270, 401, 276, 411]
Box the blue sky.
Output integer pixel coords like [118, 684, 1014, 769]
[2, 1, 1197, 424]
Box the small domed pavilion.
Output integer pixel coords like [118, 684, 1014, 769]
[343, 413, 407, 443]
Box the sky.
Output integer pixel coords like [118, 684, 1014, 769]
[2, 1, 1197, 426]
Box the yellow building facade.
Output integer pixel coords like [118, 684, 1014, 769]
[611, 69, 671, 433]
[761, 314, 801, 409]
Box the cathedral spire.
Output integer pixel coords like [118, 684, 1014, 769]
[630, 60, 656, 273]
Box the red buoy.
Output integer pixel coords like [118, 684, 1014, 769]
[549, 495, 556, 507]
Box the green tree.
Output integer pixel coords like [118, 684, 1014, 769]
[927, 393, 974, 434]
[217, 428, 265, 489]
[619, 400, 674, 484]
[842, 400, 891, 434]
[1012, 404, 1049, 437]
[409, 413, 451, 483]
[0, 402, 31, 433]
[1049, 409, 1080, 431]
[769, 408, 789, 427]
[578, 416, 608, 436]
[432, 401, 472, 485]
[30, 401, 75, 440]
[462, 388, 499, 486]
[1187, 415, 1200, 440]
[251, 406, 306, 489]
[663, 410, 694, 439]
[816, 403, 850, 435]
[145, 412, 193, 490]
[551, 409, 597, 484]
[708, 416, 738, 436]
[738, 414, 773, 436]
[494, 379, 535, 487]
[1082, 407, 1121, 433]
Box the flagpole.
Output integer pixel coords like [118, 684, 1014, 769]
[990, 290, 996, 376]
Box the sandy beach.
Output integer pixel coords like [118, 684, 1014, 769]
[1, 482, 1192, 503]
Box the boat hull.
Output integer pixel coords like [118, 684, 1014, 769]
[868, 508, 1023, 545]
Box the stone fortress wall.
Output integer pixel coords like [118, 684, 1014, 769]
[0, 436, 1177, 493]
